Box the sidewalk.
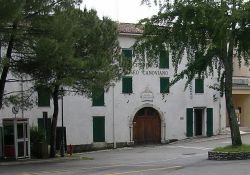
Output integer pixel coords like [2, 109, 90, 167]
[1, 128, 250, 166]
[0, 154, 81, 166]
[171, 127, 250, 145]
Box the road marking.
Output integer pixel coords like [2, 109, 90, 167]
[23, 164, 125, 175]
[221, 141, 231, 144]
[168, 145, 212, 150]
[105, 166, 183, 175]
[22, 153, 206, 175]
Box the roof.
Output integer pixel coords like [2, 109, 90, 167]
[117, 23, 143, 35]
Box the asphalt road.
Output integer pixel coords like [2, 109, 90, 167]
[1, 134, 250, 175]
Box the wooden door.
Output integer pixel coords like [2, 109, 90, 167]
[133, 108, 161, 144]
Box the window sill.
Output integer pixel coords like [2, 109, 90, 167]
[92, 105, 106, 107]
[122, 93, 134, 95]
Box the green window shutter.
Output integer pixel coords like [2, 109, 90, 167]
[37, 118, 44, 131]
[195, 79, 204, 93]
[93, 116, 105, 142]
[92, 90, 104, 106]
[37, 87, 50, 107]
[122, 77, 132, 94]
[186, 108, 193, 137]
[160, 77, 169, 93]
[207, 108, 213, 137]
[37, 118, 51, 144]
[122, 49, 132, 68]
[159, 50, 169, 69]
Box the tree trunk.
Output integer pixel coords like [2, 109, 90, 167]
[224, 33, 242, 146]
[224, 73, 242, 146]
[50, 84, 59, 157]
[0, 22, 17, 109]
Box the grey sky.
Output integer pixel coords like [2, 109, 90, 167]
[81, 0, 158, 23]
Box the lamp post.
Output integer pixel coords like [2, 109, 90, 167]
[60, 87, 64, 157]
[111, 83, 116, 149]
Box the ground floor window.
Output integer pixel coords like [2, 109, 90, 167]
[93, 116, 105, 142]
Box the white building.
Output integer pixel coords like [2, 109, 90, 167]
[0, 23, 226, 152]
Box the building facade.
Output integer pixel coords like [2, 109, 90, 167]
[0, 23, 226, 152]
[232, 58, 250, 128]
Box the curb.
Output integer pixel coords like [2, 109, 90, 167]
[169, 132, 250, 145]
[0, 156, 81, 166]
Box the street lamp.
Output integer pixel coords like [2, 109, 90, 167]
[111, 83, 116, 149]
[60, 87, 65, 157]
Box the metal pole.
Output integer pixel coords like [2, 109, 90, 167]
[21, 77, 24, 118]
[60, 88, 64, 157]
[112, 83, 116, 149]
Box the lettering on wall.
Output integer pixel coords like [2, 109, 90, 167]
[131, 70, 168, 76]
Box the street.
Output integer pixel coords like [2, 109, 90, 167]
[1, 134, 250, 175]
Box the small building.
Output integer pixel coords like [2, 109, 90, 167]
[231, 58, 250, 127]
[0, 23, 226, 152]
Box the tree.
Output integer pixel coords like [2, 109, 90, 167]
[0, 0, 81, 109]
[16, 8, 128, 157]
[136, 0, 250, 146]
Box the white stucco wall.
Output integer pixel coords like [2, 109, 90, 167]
[0, 33, 227, 146]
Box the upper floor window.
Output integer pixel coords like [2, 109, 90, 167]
[159, 50, 169, 69]
[195, 79, 204, 93]
[37, 87, 50, 107]
[160, 77, 170, 93]
[122, 76, 133, 94]
[92, 89, 104, 106]
[122, 49, 132, 68]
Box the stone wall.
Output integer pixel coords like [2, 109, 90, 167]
[208, 151, 250, 160]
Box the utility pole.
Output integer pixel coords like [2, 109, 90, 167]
[60, 87, 64, 157]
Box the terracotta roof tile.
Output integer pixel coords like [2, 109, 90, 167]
[118, 23, 143, 34]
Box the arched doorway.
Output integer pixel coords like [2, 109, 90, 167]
[133, 107, 161, 144]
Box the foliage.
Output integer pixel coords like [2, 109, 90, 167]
[135, 0, 250, 146]
[30, 126, 46, 144]
[12, 5, 128, 157]
[0, 0, 82, 109]
[213, 144, 250, 153]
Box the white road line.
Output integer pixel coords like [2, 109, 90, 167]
[22, 153, 207, 175]
[221, 141, 231, 144]
[168, 145, 212, 150]
[105, 166, 183, 175]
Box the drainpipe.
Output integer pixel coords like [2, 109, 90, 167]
[219, 96, 222, 134]
[111, 83, 116, 149]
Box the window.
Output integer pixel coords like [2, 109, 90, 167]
[37, 87, 50, 107]
[122, 77, 132, 94]
[195, 79, 204, 93]
[159, 50, 169, 69]
[92, 89, 104, 106]
[93, 116, 105, 142]
[122, 49, 132, 68]
[160, 77, 169, 93]
[37, 115, 51, 144]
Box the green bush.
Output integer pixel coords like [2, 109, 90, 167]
[30, 126, 46, 144]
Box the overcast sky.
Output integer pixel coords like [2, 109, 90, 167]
[81, 0, 159, 23]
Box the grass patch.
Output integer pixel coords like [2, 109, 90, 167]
[213, 144, 250, 152]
